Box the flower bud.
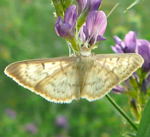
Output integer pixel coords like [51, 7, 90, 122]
[55, 5, 77, 38]
[112, 85, 125, 94]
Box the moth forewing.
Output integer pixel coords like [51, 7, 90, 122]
[81, 53, 144, 101]
[4, 57, 79, 103]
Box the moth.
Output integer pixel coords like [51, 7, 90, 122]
[4, 51, 143, 103]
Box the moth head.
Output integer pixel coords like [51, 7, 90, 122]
[80, 46, 91, 56]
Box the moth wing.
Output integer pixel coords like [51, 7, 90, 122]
[4, 57, 80, 103]
[81, 53, 143, 101]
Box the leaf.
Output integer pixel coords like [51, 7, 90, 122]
[136, 99, 150, 137]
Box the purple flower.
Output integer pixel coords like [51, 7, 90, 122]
[112, 31, 137, 53]
[5, 108, 16, 119]
[137, 39, 150, 72]
[77, 0, 102, 14]
[55, 115, 68, 128]
[55, 5, 77, 38]
[79, 10, 107, 45]
[24, 123, 38, 134]
[112, 85, 125, 94]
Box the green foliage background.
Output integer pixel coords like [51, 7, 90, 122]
[0, 0, 150, 137]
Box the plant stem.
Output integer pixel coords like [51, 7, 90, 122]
[68, 38, 80, 52]
[107, 3, 119, 18]
[51, 0, 64, 17]
[106, 94, 138, 131]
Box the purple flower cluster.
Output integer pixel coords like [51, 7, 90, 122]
[55, 0, 107, 47]
[112, 31, 150, 119]
[112, 31, 150, 72]
[112, 31, 150, 95]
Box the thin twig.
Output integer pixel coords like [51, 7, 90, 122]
[124, 0, 141, 13]
[107, 3, 119, 18]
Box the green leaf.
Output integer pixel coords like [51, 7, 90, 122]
[136, 99, 150, 137]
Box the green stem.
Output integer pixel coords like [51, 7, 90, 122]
[106, 94, 138, 131]
[51, 0, 64, 17]
[68, 38, 80, 52]
[107, 3, 119, 18]
[124, 0, 141, 13]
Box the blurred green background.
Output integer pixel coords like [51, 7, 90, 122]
[0, 0, 150, 137]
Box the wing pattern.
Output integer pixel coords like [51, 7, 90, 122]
[81, 53, 143, 101]
[5, 57, 80, 103]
